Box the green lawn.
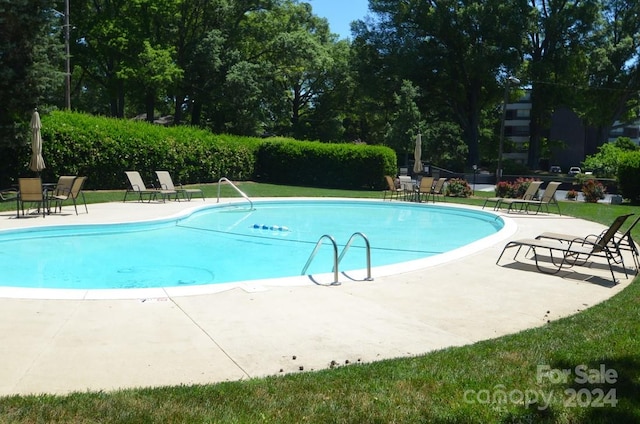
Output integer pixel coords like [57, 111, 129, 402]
[1, 183, 639, 423]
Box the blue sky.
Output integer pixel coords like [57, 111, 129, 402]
[307, 0, 370, 40]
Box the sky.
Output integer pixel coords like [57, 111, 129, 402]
[307, 0, 370, 40]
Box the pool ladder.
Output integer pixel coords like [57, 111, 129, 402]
[301, 232, 373, 285]
[217, 177, 253, 209]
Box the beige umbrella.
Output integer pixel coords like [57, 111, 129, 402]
[413, 133, 423, 174]
[29, 109, 45, 173]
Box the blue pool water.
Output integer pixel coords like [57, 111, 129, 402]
[0, 200, 504, 290]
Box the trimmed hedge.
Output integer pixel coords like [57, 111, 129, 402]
[0, 112, 395, 191]
[255, 139, 396, 190]
[617, 151, 640, 204]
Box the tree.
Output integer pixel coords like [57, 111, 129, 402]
[0, 0, 64, 145]
[353, 0, 529, 166]
[384, 80, 425, 166]
[578, 0, 640, 146]
[524, 0, 601, 168]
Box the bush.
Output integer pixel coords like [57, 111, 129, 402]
[0, 111, 396, 190]
[617, 151, 640, 204]
[445, 178, 472, 197]
[581, 180, 606, 203]
[255, 139, 396, 190]
[493, 178, 539, 198]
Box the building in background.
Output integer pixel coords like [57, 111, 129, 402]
[502, 90, 639, 172]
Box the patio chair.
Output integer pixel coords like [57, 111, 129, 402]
[0, 188, 18, 202]
[414, 176, 434, 202]
[536, 214, 638, 274]
[50, 176, 88, 214]
[496, 214, 632, 284]
[482, 180, 542, 211]
[124, 171, 175, 202]
[383, 175, 403, 201]
[17, 177, 47, 218]
[48, 175, 75, 205]
[506, 181, 562, 215]
[155, 171, 204, 201]
[427, 177, 447, 203]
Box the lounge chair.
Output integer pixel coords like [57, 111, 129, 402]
[0, 188, 18, 202]
[50, 176, 88, 214]
[414, 176, 434, 202]
[17, 177, 47, 218]
[482, 180, 542, 211]
[155, 171, 204, 201]
[496, 214, 632, 284]
[48, 176, 75, 208]
[613, 215, 640, 272]
[124, 171, 175, 202]
[383, 175, 403, 201]
[427, 177, 447, 202]
[506, 181, 562, 215]
[536, 214, 638, 274]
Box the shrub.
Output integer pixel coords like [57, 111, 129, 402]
[445, 178, 472, 197]
[493, 178, 539, 198]
[581, 180, 606, 203]
[617, 151, 640, 204]
[0, 111, 396, 190]
[565, 189, 578, 200]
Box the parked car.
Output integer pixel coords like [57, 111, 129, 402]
[549, 165, 562, 173]
[568, 166, 582, 176]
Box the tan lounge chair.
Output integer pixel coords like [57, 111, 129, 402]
[383, 175, 403, 201]
[415, 176, 434, 202]
[506, 181, 561, 215]
[482, 180, 542, 211]
[427, 177, 447, 203]
[50, 176, 88, 214]
[536, 214, 638, 274]
[155, 171, 204, 201]
[124, 171, 175, 202]
[496, 214, 632, 284]
[17, 177, 47, 218]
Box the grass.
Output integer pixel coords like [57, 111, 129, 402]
[1, 182, 639, 423]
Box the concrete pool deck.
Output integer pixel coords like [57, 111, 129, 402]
[0, 198, 635, 396]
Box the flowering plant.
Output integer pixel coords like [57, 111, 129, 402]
[565, 189, 578, 200]
[445, 178, 473, 198]
[581, 180, 606, 203]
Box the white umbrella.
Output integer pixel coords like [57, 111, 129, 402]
[29, 109, 45, 173]
[413, 133, 423, 174]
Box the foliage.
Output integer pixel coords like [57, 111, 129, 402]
[617, 151, 640, 204]
[494, 178, 539, 198]
[565, 189, 578, 200]
[422, 120, 468, 172]
[0, 0, 65, 147]
[582, 137, 638, 178]
[0, 111, 394, 190]
[384, 80, 425, 165]
[255, 139, 396, 190]
[444, 178, 472, 198]
[581, 179, 606, 203]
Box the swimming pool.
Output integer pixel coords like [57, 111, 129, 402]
[0, 199, 508, 296]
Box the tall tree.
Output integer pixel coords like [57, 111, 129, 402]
[353, 0, 529, 167]
[579, 0, 640, 146]
[0, 0, 64, 145]
[524, 0, 601, 168]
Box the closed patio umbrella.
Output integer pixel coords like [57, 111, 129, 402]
[413, 133, 422, 174]
[29, 109, 45, 173]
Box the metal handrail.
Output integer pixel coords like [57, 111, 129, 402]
[301, 234, 340, 285]
[337, 232, 373, 281]
[217, 177, 253, 209]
